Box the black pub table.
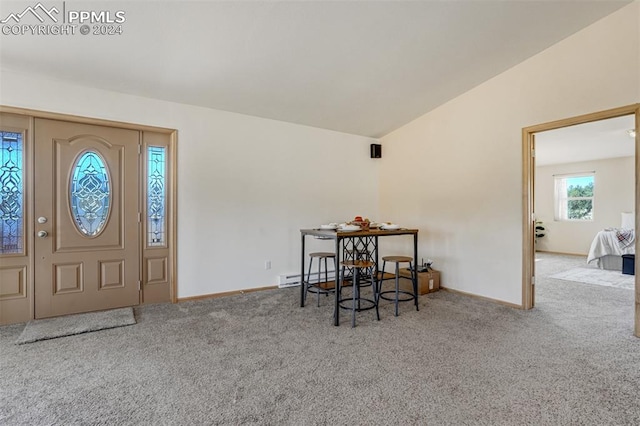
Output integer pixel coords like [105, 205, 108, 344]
[299, 227, 419, 326]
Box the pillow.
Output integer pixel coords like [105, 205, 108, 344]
[621, 212, 635, 229]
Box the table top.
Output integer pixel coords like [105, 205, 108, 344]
[301, 228, 418, 238]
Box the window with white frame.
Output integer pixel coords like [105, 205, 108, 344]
[554, 173, 594, 221]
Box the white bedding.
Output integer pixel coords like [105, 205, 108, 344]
[587, 228, 635, 265]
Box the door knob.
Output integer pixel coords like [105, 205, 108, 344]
[38, 216, 48, 224]
[37, 230, 48, 238]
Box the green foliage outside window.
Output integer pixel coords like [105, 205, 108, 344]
[566, 181, 593, 220]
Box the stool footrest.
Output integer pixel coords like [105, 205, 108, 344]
[377, 273, 413, 282]
[338, 297, 377, 312]
[379, 290, 415, 303]
[305, 284, 334, 295]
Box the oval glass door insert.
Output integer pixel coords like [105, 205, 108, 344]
[70, 151, 111, 236]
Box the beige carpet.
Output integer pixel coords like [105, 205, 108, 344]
[1, 254, 638, 425]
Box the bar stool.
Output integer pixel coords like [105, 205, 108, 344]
[339, 260, 379, 327]
[304, 252, 336, 307]
[379, 256, 418, 317]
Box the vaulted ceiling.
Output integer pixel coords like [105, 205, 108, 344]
[0, 1, 631, 137]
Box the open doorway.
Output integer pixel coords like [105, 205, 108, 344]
[535, 115, 635, 305]
[521, 104, 640, 336]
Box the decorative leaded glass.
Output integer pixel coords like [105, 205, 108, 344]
[70, 151, 111, 236]
[147, 146, 166, 246]
[0, 131, 23, 254]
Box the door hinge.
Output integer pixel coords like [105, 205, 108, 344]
[138, 212, 141, 223]
[138, 280, 141, 290]
[138, 144, 142, 155]
[531, 148, 535, 158]
[532, 276, 536, 285]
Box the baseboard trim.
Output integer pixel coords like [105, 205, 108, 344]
[178, 285, 279, 303]
[178, 284, 523, 309]
[439, 286, 524, 309]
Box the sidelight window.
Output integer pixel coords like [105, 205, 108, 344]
[147, 146, 166, 246]
[0, 131, 24, 254]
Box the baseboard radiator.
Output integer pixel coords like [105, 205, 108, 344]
[278, 270, 336, 288]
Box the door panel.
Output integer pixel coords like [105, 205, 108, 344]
[0, 114, 32, 323]
[34, 119, 140, 319]
[141, 131, 172, 304]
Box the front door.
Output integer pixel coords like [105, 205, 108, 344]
[34, 118, 140, 318]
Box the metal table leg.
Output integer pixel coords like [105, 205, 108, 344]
[374, 236, 379, 303]
[334, 235, 341, 326]
[414, 232, 419, 310]
[300, 233, 306, 307]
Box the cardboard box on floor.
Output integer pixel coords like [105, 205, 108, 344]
[397, 268, 440, 295]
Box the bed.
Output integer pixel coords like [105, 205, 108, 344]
[587, 213, 635, 270]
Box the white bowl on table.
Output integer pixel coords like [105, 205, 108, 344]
[380, 223, 400, 230]
[319, 223, 338, 230]
[338, 224, 360, 232]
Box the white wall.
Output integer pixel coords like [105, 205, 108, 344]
[379, 2, 639, 305]
[535, 156, 634, 255]
[0, 69, 380, 298]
